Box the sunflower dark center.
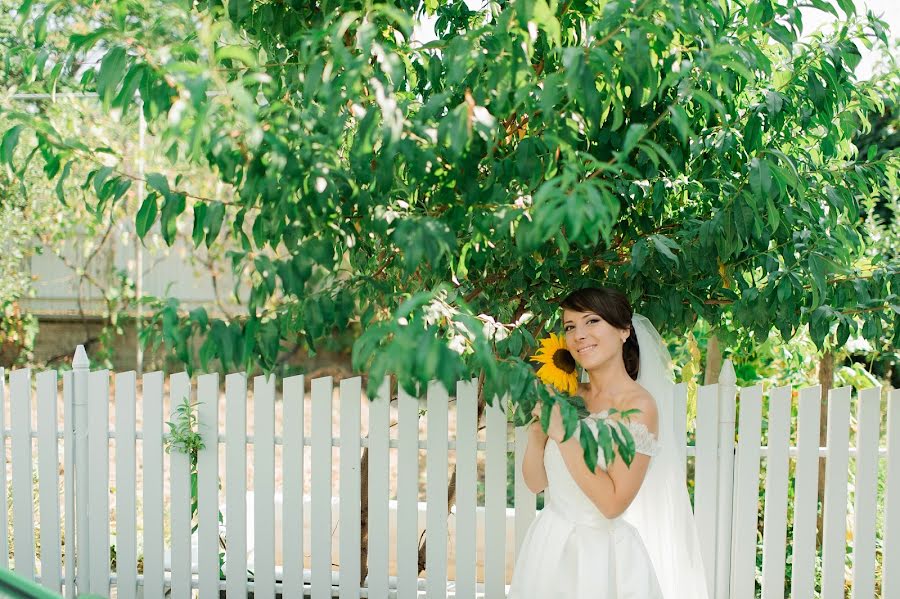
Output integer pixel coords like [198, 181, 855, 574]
[552, 349, 577, 374]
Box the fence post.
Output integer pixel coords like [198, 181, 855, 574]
[72, 345, 91, 596]
[715, 359, 737, 599]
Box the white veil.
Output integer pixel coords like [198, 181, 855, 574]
[625, 313, 710, 599]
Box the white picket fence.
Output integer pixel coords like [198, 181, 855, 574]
[1, 346, 898, 598]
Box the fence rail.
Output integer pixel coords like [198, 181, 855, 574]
[0, 348, 898, 598]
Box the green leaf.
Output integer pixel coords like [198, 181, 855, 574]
[621, 123, 647, 157]
[205, 201, 226, 246]
[579, 423, 599, 472]
[835, 0, 855, 17]
[749, 157, 772, 197]
[192, 202, 208, 246]
[55, 161, 72, 206]
[136, 192, 158, 238]
[215, 45, 257, 67]
[160, 193, 186, 246]
[97, 46, 128, 107]
[531, 0, 561, 46]
[1, 125, 24, 165]
[651, 234, 680, 264]
[596, 419, 614, 466]
[146, 173, 171, 196]
[668, 105, 691, 145]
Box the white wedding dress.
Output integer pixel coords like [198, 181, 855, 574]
[507, 412, 664, 599]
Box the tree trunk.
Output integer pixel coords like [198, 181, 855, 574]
[816, 350, 834, 546]
[704, 332, 722, 385]
[359, 445, 370, 586]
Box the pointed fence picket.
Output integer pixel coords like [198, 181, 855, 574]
[694, 382, 719, 595]
[253, 375, 276, 599]
[365, 378, 390, 599]
[884, 389, 900, 599]
[115, 371, 137, 599]
[395, 386, 419, 598]
[196, 373, 220, 599]
[0, 353, 897, 599]
[281, 374, 305, 598]
[36, 370, 61, 594]
[169, 372, 193, 599]
[142, 371, 165, 599]
[822, 387, 853, 599]
[425, 381, 449, 599]
[339, 377, 362, 599]
[10, 368, 35, 581]
[483, 396, 508, 599]
[852, 386, 882, 599]
[760, 386, 791, 599]
[454, 379, 479, 599]
[224, 372, 248, 599]
[730, 385, 763, 598]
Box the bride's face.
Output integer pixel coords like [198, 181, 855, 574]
[562, 309, 630, 370]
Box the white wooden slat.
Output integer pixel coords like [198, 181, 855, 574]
[115, 372, 137, 599]
[10, 369, 35, 580]
[169, 372, 192, 599]
[36, 370, 61, 593]
[88, 370, 111, 595]
[693, 383, 719, 595]
[730, 385, 763, 598]
[790, 385, 822, 599]
[425, 381, 449, 599]
[883, 388, 900, 599]
[142, 371, 165, 599]
[311, 376, 334, 599]
[513, 425, 535, 559]
[225, 373, 248, 599]
[673, 382, 688, 474]
[760, 385, 792, 599]
[197, 373, 220, 599]
[484, 396, 507, 598]
[453, 380, 478, 599]
[339, 377, 362, 599]
[62, 371, 74, 598]
[396, 387, 419, 599]
[821, 386, 852, 599]
[0, 368, 8, 571]
[281, 375, 305, 598]
[254, 375, 276, 599]
[366, 378, 390, 599]
[850, 387, 881, 599]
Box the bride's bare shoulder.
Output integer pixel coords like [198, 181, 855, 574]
[619, 384, 658, 431]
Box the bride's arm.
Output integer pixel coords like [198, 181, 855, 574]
[554, 394, 658, 519]
[522, 420, 549, 494]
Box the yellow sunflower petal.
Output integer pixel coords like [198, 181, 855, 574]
[530, 333, 579, 394]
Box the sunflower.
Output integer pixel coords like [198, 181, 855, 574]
[529, 332, 579, 395]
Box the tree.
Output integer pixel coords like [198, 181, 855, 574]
[3, 0, 899, 467]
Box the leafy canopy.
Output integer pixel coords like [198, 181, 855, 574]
[3, 0, 900, 468]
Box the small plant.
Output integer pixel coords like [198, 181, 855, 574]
[164, 398, 228, 578]
[165, 398, 205, 462]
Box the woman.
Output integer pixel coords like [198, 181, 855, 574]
[508, 287, 708, 599]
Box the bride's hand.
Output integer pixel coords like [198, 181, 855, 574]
[528, 403, 548, 442]
[545, 402, 565, 443]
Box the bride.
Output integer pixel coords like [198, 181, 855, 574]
[508, 287, 709, 599]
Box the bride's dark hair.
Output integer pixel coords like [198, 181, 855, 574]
[559, 286, 640, 380]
